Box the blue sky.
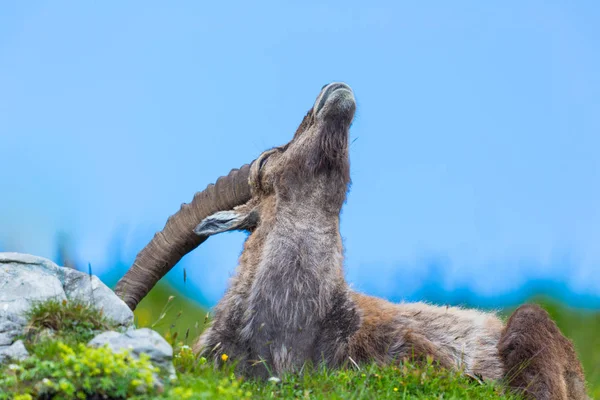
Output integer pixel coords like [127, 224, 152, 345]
[1, 1, 599, 307]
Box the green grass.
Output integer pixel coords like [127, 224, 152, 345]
[24, 298, 119, 344]
[168, 350, 517, 399]
[1, 288, 598, 399]
[134, 282, 209, 346]
[1, 342, 160, 400]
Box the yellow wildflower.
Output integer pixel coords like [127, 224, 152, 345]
[131, 379, 142, 387]
[221, 353, 229, 362]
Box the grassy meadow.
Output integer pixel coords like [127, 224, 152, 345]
[1, 281, 597, 399]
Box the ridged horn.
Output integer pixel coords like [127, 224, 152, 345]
[115, 164, 252, 310]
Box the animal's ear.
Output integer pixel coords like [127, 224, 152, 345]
[193, 208, 258, 237]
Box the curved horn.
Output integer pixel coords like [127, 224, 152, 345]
[115, 164, 252, 310]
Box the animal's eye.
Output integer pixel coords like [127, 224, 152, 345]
[258, 154, 270, 170]
[257, 147, 284, 173]
[259, 158, 267, 170]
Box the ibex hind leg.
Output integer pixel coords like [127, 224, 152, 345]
[498, 304, 588, 400]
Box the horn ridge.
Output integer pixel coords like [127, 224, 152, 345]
[115, 164, 252, 310]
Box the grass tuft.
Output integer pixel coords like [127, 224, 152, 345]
[24, 298, 118, 345]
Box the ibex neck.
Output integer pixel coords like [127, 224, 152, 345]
[275, 171, 349, 214]
[252, 209, 347, 324]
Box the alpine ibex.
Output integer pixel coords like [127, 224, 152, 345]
[116, 83, 588, 399]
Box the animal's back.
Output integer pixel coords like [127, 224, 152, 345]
[349, 293, 505, 380]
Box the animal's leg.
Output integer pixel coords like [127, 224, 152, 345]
[400, 330, 455, 369]
[193, 326, 218, 357]
[193, 311, 253, 375]
[498, 304, 588, 400]
[194, 325, 229, 363]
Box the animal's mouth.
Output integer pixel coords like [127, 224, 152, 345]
[315, 82, 355, 119]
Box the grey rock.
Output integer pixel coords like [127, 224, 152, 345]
[89, 330, 122, 344]
[0, 340, 29, 363]
[0, 311, 26, 346]
[0, 253, 66, 315]
[0, 253, 63, 271]
[61, 267, 133, 326]
[0, 252, 133, 327]
[89, 328, 175, 378]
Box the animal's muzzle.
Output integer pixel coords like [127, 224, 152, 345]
[315, 82, 355, 115]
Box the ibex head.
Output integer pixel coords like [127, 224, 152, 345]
[194, 82, 356, 237]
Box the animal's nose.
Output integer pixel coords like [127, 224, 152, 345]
[321, 82, 352, 95]
[315, 82, 354, 114]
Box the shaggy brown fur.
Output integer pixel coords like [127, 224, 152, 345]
[348, 293, 505, 379]
[192, 83, 588, 399]
[499, 304, 588, 399]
